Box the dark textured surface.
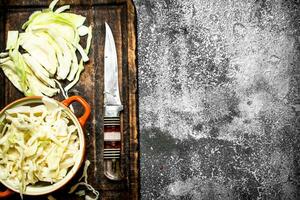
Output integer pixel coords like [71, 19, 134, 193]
[135, 0, 300, 199]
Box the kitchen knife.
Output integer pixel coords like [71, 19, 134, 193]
[103, 22, 123, 181]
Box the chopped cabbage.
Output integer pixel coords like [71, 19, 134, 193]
[23, 53, 56, 88]
[73, 43, 89, 62]
[49, 0, 59, 11]
[55, 37, 72, 79]
[0, 97, 80, 196]
[0, 52, 9, 57]
[85, 26, 93, 54]
[75, 190, 86, 196]
[67, 43, 79, 81]
[65, 60, 84, 92]
[47, 195, 57, 200]
[0, 0, 92, 97]
[69, 182, 99, 200]
[0, 60, 23, 91]
[78, 25, 89, 36]
[27, 74, 59, 96]
[6, 31, 19, 50]
[19, 32, 58, 76]
[59, 13, 86, 28]
[9, 48, 30, 93]
[65, 25, 92, 92]
[68, 160, 99, 200]
[54, 5, 70, 14]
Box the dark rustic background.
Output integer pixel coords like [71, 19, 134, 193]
[135, 0, 300, 199]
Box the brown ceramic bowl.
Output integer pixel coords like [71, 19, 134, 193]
[0, 96, 91, 198]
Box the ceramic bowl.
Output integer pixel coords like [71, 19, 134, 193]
[0, 96, 91, 198]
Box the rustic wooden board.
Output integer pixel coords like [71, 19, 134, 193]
[0, 0, 139, 199]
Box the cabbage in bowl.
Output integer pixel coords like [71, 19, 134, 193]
[0, 97, 80, 197]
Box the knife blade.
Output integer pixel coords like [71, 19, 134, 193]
[104, 22, 123, 117]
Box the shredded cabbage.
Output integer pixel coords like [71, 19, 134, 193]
[54, 5, 70, 14]
[65, 25, 92, 92]
[19, 32, 58, 76]
[47, 195, 57, 200]
[0, 97, 80, 196]
[68, 160, 100, 200]
[0, 60, 23, 91]
[49, 0, 59, 11]
[0, 52, 9, 57]
[0, 0, 92, 97]
[6, 31, 19, 50]
[23, 53, 56, 88]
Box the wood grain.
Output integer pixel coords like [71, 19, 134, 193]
[0, 0, 139, 199]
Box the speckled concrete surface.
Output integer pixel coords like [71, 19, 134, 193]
[134, 0, 300, 199]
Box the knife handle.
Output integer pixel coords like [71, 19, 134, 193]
[103, 117, 123, 181]
[104, 117, 121, 148]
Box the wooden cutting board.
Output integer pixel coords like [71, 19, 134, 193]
[0, 0, 139, 199]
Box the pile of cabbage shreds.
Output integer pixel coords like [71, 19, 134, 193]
[0, 0, 92, 97]
[0, 97, 80, 198]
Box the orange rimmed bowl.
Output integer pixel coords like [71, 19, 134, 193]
[0, 96, 91, 198]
